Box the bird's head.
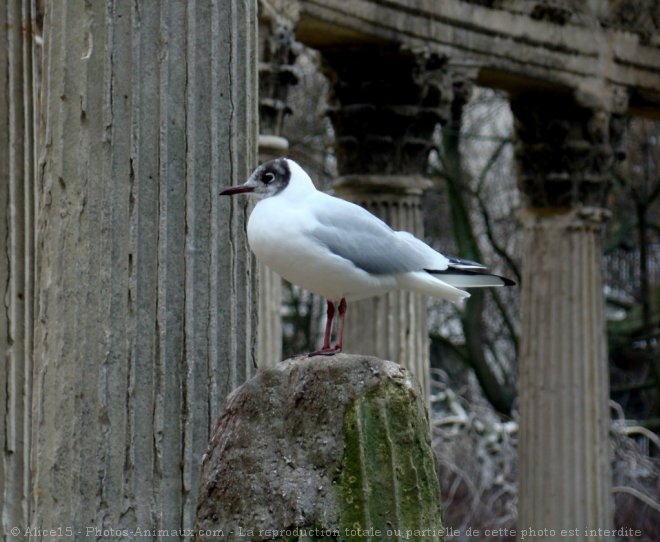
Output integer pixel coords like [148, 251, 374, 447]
[220, 157, 293, 199]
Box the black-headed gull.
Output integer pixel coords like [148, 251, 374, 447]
[220, 158, 514, 356]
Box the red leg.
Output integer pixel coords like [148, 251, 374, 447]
[321, 300, 335, 350]
[334, 298, 347, 352]
[308, 300, 337, 356]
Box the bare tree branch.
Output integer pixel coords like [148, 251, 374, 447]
[611, 486, 660, 514]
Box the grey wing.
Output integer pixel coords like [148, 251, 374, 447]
[308, 201, 448, 274]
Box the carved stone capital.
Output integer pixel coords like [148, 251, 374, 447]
[321, 46, 453, 175]
[258, 0, 301, 135]
[259, 0, 300, 26]
[511, 93, 627, 207]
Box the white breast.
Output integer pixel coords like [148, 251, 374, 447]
[247, 197, 395, 301]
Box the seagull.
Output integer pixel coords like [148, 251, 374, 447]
[220, 158, 515, 356]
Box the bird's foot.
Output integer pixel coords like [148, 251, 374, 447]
[307, 346, 342, 357]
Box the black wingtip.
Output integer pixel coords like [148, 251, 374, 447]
[425, 267, 517, 287]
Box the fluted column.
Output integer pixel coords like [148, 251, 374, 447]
[512, 92, 626, 540]
[0, 1, 40, 535]
[30, 1, 257, 536]
[518, 208, 611, 539]
[256, 249, 284, 368]
[321, 47, 452, 403]
[256, 0, 300, 366]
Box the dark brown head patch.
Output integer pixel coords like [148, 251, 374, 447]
[258, 158, 291, 196]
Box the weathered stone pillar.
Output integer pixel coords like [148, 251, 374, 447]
[256, 0, 300, 366]
[321, 47, 452, 402]
[256, 261, 284, 368]
[196, 354, 445, 542]
[512, 93, 625, 540]
[30, 1, 257, 536]
[518, 208, 611, 540]
[0, 0, 40, 535]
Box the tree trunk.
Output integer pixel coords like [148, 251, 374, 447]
[441, 105, 515, 416]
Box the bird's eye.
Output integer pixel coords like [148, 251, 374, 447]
[263, 172, 275, 184]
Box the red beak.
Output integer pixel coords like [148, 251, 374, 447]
[219, 185, 255, 196]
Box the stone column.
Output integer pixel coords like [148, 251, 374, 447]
[518, 208, 611, 540]
[30, 1, 257, 536]
[0, 0, 40, 534]
[512, 93, 625, 540]
[322, 47, 452, 402]
[256, 0, 300, 366]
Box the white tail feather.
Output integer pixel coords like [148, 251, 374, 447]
[438, 273, 508, 288]
[397, 272, 470, 304]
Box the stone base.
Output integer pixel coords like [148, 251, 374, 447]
[196, 354, 445, 541]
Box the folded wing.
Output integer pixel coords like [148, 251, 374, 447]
[309, 201, 449, 274]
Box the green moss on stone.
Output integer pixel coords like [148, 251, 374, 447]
[338, 381, 445, 541]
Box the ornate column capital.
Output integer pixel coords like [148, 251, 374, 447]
[259, 0, 300, 26]
[511, 93, 627, 208]
[321, 46, 452, 175]
[258, 0, 301, 136]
